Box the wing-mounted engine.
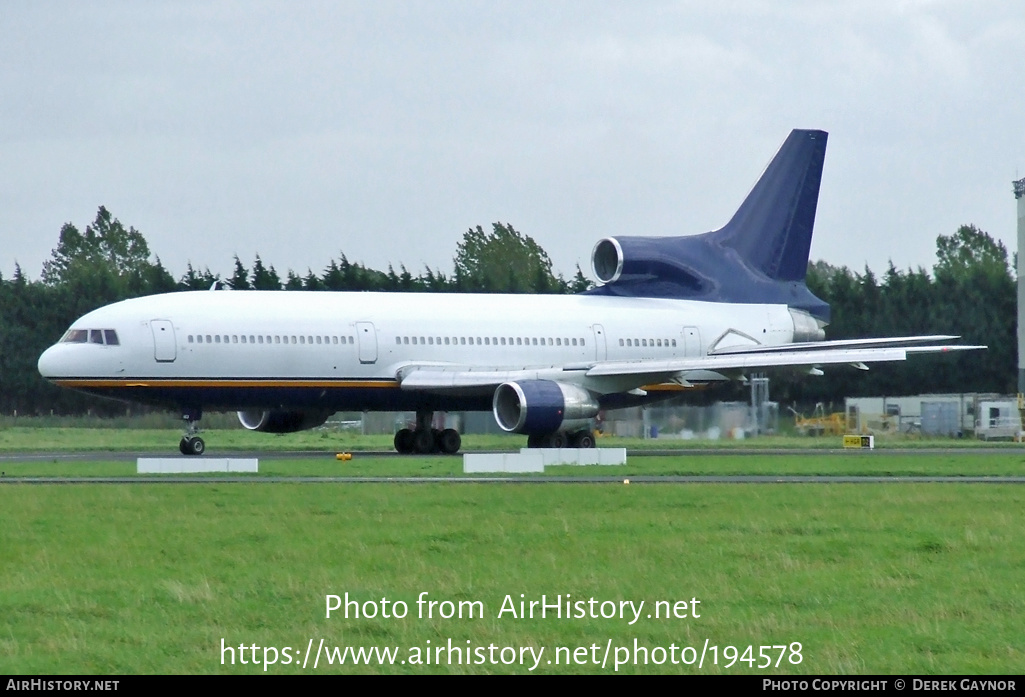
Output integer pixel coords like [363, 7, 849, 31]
[493, 380, 600, 435]
[237, 409, 332, 433]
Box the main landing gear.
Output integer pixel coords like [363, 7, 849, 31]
[178, 408, 205, 456]
[527, 429, 596, 449]
[394, 409, 462, 455]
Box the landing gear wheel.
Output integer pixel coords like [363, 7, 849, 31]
[180, 436, 205, 456]
[394, 428, 415, 454]
[548, 432, 568, 448]
[413, 429, 435, 454]
[572, 430, 596, 448]
[438, 428, 461, 454]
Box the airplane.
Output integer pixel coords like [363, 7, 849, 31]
[37, 129, 984, 455]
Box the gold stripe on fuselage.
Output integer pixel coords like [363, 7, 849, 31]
[54, 378, 401, 389]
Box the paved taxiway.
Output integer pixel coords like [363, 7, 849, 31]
[3, 475, 1025, 484]
[1, 447, 1020, 463]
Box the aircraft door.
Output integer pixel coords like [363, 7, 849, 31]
[356, 322, 378, 364]
[151, 320, 177, 362]
[682, 326, 701, 357]
[592, 325, 607, 361]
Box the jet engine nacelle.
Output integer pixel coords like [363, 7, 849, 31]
[237, 409, 332, 433]
[592, 236, 709, 288]
[493, 380, 600, 435]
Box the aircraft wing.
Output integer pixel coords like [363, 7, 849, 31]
[396, 364, 592, 392]
[396, 337, 984, 393]
[585, 340, 986, 384]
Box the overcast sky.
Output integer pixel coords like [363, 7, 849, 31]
[2, 1, 1023, 285]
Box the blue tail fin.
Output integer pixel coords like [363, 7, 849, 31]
[711, 129, 827, 282]
[587, 129, 830, 321]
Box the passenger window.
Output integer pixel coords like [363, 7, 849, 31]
[188, 335, 194, 343]
[206, 335, 212, 343]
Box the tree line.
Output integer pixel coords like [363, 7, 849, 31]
[0, 207, 1015, 415]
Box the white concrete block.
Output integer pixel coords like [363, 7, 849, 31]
[520, 448, 627, 466]
[137, 458, 259, 473]
[463, 452, 544, 473]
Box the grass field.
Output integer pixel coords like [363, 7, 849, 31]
[1, 479, 1022, 674]
[1, 421, 1021, 674]
[2, 423, 1022, 454]
[3, 452, 1025, 479]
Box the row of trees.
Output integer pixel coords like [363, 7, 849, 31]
[0, 207, 1016, 415]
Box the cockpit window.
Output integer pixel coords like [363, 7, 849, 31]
[60, 329, 119, 345]
[61, 329, 89, 343]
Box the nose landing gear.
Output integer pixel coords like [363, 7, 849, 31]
[178, 408, 205, 456]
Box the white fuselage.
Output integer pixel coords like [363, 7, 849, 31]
[38, 290, 798, 413]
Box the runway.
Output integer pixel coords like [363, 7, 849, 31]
[0, 446, 1019, 463]
[3, 475, 1025, 485]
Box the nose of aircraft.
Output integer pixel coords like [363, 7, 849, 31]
[37, 344, 64, 380]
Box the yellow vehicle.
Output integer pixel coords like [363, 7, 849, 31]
[790, 404, 846, 436]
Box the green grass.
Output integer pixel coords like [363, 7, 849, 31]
[0, 422, 1021, 453]
[3, 452, 1025, 479]
[1, 482, 1022, 674]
